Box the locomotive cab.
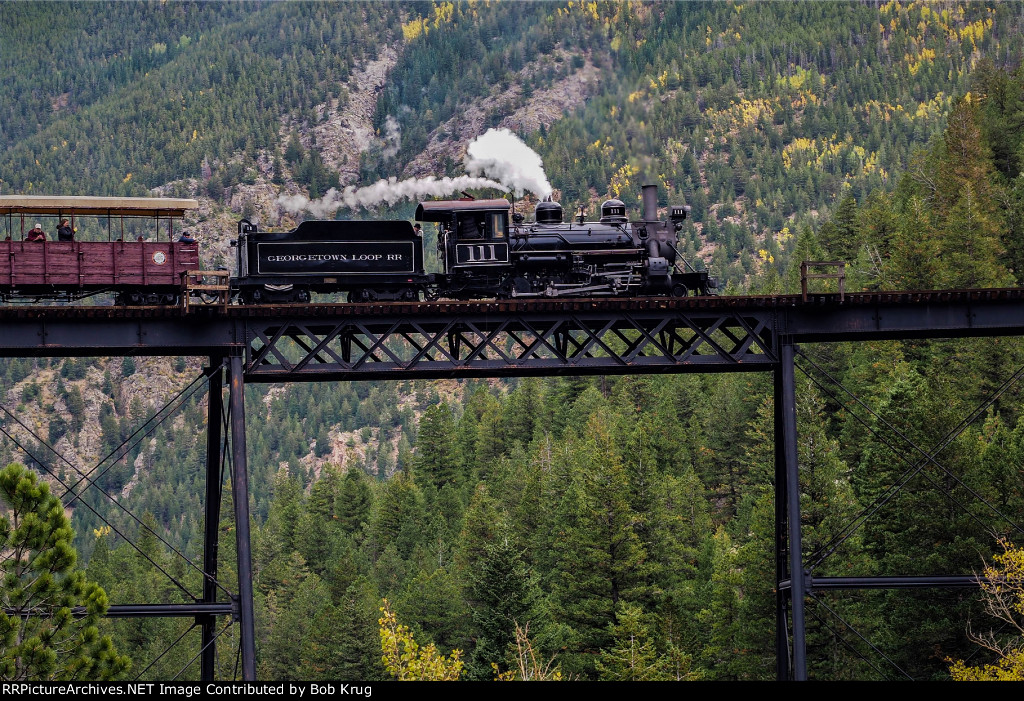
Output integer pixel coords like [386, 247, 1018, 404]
[416, 199, 513, 298]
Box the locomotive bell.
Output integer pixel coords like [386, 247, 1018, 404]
[600, 199, 628, 224]
[535, 200, 563, 224]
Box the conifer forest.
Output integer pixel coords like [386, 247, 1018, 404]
[2, 0, 1024, 682]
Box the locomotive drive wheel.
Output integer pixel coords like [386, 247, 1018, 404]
[672, 283, 689, 297]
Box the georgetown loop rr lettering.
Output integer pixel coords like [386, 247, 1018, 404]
[265, 254, 392, 262]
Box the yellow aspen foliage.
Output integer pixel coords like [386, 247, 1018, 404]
[948, 540, 1024, 681]
[432, 2, 454, 27]
[378, 599, 463, 681]
[949, 652, 1024, 681]
[401, 18, 428, 42]
[609, 164, 639, 198]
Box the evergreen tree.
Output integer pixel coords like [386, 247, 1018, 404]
[295, 469, 341, 573]
[700, 527, 742, 680]
[595, 603, 675, 681]
[335, 468, 373, 537]
[367, 473, 426, 562]
[549, 412, 648, 677]
[466, 523, 547, 679]
[414, 404, 457, 489]
[397, 567, 471, 657]
[0, 463, 130, 681]
[818, 195, 860, 262]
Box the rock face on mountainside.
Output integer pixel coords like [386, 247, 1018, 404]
[403, 51, 600, 179]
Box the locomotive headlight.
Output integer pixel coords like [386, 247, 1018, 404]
[670, 205, 690, 232]
[670, 205, 690, 223]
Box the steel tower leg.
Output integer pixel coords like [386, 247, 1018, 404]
[201, 358, 224, 682]
[780, 342, 807, 680]
[774, 361, 791, 680]
[229, 353, 257, 680]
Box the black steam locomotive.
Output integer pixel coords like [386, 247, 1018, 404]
[232, 185, 715, 303]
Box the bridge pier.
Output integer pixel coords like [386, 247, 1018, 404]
[229, 351, 257, 680]
[776, 342, 807, 680]
[200, 357, 224, 681]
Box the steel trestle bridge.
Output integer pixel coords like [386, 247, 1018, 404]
[3, 287, 1024, 680]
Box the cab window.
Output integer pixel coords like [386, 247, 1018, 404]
[490, 212, 506, 239]
[457, 214, 484, 239]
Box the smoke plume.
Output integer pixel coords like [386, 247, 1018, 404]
[278, 175, 508, 219]
[464, 128, 552, 198]
[277, 127, 551, 216]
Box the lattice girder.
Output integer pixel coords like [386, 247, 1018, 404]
[244, 310, 778, 380]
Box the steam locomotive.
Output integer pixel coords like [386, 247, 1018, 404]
[233, 185, 715, 303]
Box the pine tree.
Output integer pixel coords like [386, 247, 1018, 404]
[453, 484, 501, 576]
[335, 468, 372, 537]
[397, 567, 471, 656]
[295, 470, 341, 573]
[414, 404, 457, 489]
[0, 463, 130, 681]
[700, 526, 742, 680]
[853, 363, 991, 678]
[549, 412, 648, 677]
[466, 524, 547, 679]
[818, 195, 860, 262]
[595, 603, 676, 681]
[367, 473, 426, 561]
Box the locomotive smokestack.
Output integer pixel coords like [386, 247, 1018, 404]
[642, 184, 658, 222]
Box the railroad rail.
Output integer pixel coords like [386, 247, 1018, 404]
[2, 286, 1022, 319]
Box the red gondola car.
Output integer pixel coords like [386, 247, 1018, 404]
[0, 196, 200, 304]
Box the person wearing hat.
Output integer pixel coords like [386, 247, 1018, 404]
[178, 231, 196, 243]
[413, 223, 423, 236]
[57, 219, 74, 241]
[26, 224, 46, 242]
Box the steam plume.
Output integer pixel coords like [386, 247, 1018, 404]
[278, 175, 508, 219]
[464, 128, 552, 198]
[277, 127, 551, 216]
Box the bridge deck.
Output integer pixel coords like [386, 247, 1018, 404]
[0, 288, 1021, 379]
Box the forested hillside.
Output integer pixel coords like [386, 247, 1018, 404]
[2, 0, 1024, 681]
